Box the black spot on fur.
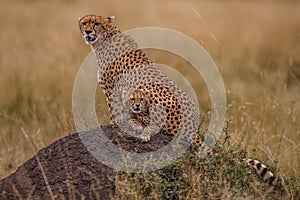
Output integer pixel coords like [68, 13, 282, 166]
[268, 176, 276, 185]
[256, 162, 261, 170]
[260, 168, 267, 177]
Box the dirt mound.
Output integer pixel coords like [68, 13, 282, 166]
[0, 125, 174, 199]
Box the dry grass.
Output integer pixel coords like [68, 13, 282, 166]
[0, 0, 299, 198]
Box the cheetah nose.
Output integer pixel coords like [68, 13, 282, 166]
[85, 30, 92, 34]
[135, 104, 140, 108]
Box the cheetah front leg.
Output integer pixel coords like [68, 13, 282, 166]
[139, 124, 162, 142]
[127, 117, 144, 133]
[140, 105, 166, 142]
[127, 118, 158, 142]
[139, 127, 153, 142]
[128, 118, 161, 142]
[116, 115, 143, 136]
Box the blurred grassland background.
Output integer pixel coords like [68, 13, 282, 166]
[0, 0, 299, 180]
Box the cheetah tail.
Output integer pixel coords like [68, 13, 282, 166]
[243, 158, 284, 189]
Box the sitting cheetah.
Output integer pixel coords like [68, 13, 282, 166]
[78, 14, 283, 188]
[78, 14, 199, 150]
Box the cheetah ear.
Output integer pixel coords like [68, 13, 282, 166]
[106, 16, 115, 23]
[78, 17, 82, 29]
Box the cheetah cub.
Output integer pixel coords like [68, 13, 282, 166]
[123, 89, 164, 142]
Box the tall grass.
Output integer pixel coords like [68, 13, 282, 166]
[0, 0, 299, 189]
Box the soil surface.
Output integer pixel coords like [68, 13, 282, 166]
[0, 125, 176, 199]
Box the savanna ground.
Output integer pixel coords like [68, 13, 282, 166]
[0, 0, 299, 199]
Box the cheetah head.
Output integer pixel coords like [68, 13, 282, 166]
[125, 90, 150, 114]
[78, 14, 115, 45]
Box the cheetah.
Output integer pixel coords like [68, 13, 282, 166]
[78, 14, 198, 148]
[122, 89, 154, 142]
[78, 14, 283, 188]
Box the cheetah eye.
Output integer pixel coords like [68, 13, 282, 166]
[140, 98, 144, 102]
[94, 22, 100, 26]
[130, 98, 135, 102]
[82, 22, 87, 26]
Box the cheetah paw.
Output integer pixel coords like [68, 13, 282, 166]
[140, 133, 151, 142]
